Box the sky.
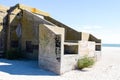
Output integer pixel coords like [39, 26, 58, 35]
[0, 0, 120, 44]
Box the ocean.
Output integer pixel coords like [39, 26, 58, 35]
[102, 44, 120, 47]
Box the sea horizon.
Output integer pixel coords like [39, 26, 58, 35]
[102, 44, 120, 47]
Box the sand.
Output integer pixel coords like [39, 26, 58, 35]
[0, 47, 120, 80]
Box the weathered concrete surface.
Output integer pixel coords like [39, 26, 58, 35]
[0, 5, 8, 52]
[0, 5, 8, 32]
[8, 9, 51, 59]
[3, 4, 52, 59]
[39, 24, 64, 74]
[61, 55, 79, 74]
[82, 32, 90, 41]
[60, 41, 96, 74]
[21, 10, 52, 59]
[18, 4, 50, 16]
[44, 16, 82, 41]
[78, 41, 95, 57]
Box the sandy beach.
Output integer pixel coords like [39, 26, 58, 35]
[0, 47, 120, 80]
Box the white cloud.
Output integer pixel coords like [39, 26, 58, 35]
[70, 24, 102, 32]
[71, 25, 103, 38]
[70, 24, 120, 44]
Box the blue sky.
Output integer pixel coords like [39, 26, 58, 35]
[1, 0, 120, 44]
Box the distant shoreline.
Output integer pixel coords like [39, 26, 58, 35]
[102, 44, 120, 47]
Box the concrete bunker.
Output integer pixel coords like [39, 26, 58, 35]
[0, 4, 101, 75]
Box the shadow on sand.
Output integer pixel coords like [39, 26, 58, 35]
[0, 59, 57, 76]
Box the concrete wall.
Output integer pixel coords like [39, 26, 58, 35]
[61, 55, 79, 74]
[0, 6, 7, 31]
[21, 10, 38, 59]
[39, 24, 64, 74]
[6, 7, 55, 59]
[20, 10, 52, 59]
[0, 5, 8, 21]
[6, 8, 51, 59]
[9, 12, 21, 41]
[60, 41, 96, 74]
[4, 4, 53, 59]
[78, 41, 95, 57]
[61, 42, 79, 74]
[88, 34, 101, 51]
[82, 32, 90, 41]
[0, 5, 8, 52]
[44, 16, 81, 41]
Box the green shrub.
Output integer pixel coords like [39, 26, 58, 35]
[6, 48, 21, 60]
[77, 56, 95, 70]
